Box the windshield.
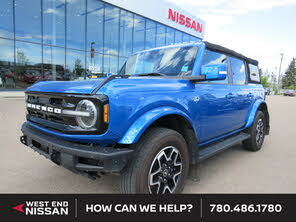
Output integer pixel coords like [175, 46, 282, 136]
[123, 46, 198, 76]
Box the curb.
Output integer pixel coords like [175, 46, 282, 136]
[0, 92, 25, 98]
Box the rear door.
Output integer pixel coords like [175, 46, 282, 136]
[228, 56, 252, 129]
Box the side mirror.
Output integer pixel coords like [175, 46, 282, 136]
[201, 63, 227, 80]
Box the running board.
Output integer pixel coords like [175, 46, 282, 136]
[198, 133, 251, 162]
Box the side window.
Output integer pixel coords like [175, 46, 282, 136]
[249, 64, 261, 83]
[230, 57, 246, 85]
[201, 49, 228, 83]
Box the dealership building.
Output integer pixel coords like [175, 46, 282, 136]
[0, 0, 205, 89]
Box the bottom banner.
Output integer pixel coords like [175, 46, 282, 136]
[0, 194, 295, 221]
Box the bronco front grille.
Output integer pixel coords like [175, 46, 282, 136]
[25, 93, 109, 135]
[26, 93, 78, 127]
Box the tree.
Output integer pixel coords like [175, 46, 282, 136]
[282, 58, 296, 89]
[16, 49, 29, 65]
[15, 49, 29, 78]
[74, 59, 84, 77]
[260, 76, 269, 88]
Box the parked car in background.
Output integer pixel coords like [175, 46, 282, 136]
[264, 88, 271, 95]
[0, 68, 16, 88]
[283, 89, 295, 97]
[43, 71, 64, 81]
[23, 70, 42, 84]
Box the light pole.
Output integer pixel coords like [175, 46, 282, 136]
[274, 67, 277, 86]
[90, 42, 95, 66]
[278, 53, 284, 86]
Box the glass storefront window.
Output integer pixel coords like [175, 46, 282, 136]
[0, 0, 202, 87]
[156, 23, 166, 47]
[182, 33, 190, 43]
[43, 0, 66, 47]
[0, 0, 14, 39]
[133, 15, 145, 53]
[109, 55, 119, 74]
[66, 49, 85, 80]
[86, 52, 103, 78]
[190, 36, 198, 43]
[166, 27, 175, 46]
[119, 10, 133, 57]
[145, 20, 156, 49]
[67, 0, 86, 50]
[104, 5, 119, 55]
[118, 57, 127, 72]
[15, 0, 42, 43]
[174, 31, 183, 44]
[15, 41, 42, 88]
[0, 39, 14, 88]
[103, 54, 118, 75]
[43, 46, 65, 81]
[87, 0, 104, 54]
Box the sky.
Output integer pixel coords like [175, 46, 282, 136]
[168, 0, 296, 77]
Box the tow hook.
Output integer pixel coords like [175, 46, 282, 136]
[20, 136, 27, 146]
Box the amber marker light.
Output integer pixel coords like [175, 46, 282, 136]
[103, 104, 109, 123]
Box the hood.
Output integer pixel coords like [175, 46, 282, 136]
[26, 79, 104, 94]
[26, 76, 193, 95]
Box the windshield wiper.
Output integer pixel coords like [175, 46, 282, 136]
[136, 72, 166, 77]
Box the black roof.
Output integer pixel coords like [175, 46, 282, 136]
[203, 41, 258, 66]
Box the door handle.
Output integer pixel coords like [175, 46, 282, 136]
[226, 93, 235, 99]
[247, 93, 254, 98]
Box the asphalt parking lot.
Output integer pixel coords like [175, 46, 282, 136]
[0, 95, 295, 193]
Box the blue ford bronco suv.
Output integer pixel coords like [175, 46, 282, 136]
[20, 41, 270, 194]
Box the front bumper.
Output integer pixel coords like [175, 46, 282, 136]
[20, 123, 133, 178]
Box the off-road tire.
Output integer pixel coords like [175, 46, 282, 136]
[120, 127, 190, 194]
[243, 111, 266, 151]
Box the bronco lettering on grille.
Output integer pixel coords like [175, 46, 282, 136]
[27, 103, 62, 114]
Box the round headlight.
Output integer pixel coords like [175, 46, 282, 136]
[75, 100, 98, 129]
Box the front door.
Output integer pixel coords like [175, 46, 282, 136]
[194, 49, 237, 143]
